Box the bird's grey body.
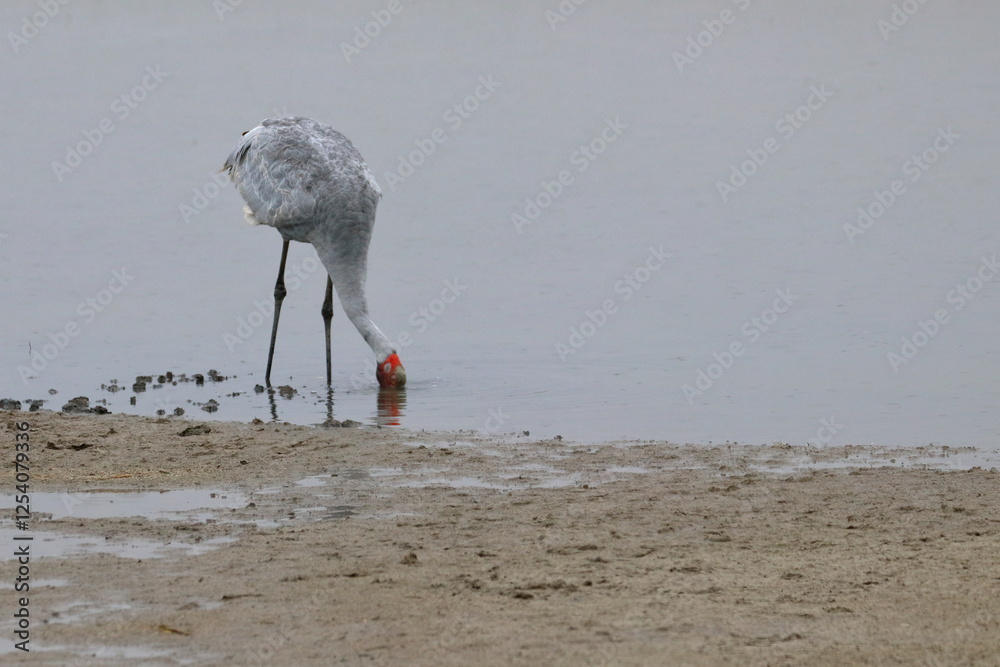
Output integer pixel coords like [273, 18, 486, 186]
[225, 117, 381, 244]
[224, 117, 405, 386]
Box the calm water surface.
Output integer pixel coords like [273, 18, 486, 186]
[2, 2, 998, 453]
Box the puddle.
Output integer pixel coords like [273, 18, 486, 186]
[289, 506, 329, 517]
[606, 466, 652, 474]
[398, 476, 513, 490]
[0, 642, 193, 661]
[290, 469, 374, 489]
[295, 476, 329, 487]
[394, 474, 583, 490]
[35, 578, 70, 588]
[0, 528, 236, 561]
[0, 487, 244, 562]
[0, 489, 247, 521]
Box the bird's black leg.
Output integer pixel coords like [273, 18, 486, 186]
[265, 239, 290, 387]
[321, 275, 334, 386]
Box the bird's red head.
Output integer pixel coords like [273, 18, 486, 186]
[376, 353, 406, 388]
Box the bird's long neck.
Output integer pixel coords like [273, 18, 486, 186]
[311, 232, 396, 362]
[344, 297, 396, 361]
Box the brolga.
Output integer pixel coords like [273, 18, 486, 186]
[223, 117, 406, 389]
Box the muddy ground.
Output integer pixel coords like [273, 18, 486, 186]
[1, 410, 998, 666]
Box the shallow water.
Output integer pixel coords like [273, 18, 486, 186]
[0, 488, 247, 521]
[0, 525, 236, 561]
[2, 2, 998, 450]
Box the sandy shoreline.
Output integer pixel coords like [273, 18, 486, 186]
[2, 410, 998, 665]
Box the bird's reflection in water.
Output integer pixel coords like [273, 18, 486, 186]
[321, 386, 336, 427]
[375, 387, 406, 426]
[266, 387, 279, 423]
[264, 385, 406, 427]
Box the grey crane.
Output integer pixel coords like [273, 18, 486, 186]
[223, 116, 406, 389]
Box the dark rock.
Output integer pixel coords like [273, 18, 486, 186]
[179, 424, 211, 437]
[61, 396, 108, 415]
[0, 398, 21, 411]
[62, 396, 91, 413]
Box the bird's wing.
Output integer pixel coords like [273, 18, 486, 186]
[223, 123, 321, 228]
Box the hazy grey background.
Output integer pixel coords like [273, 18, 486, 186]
[1, 1, 997, 453]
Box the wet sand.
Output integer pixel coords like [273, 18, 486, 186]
[3, 410, 999, 665]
